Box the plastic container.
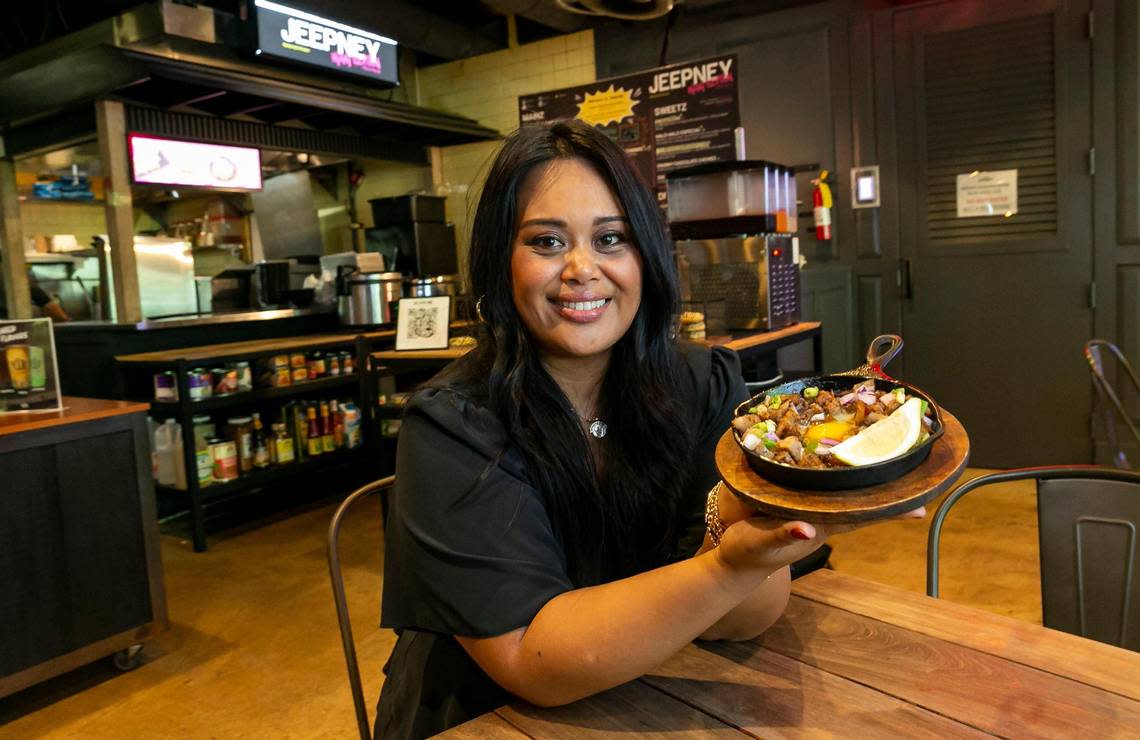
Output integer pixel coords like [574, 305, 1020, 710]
[666, 160, 776, 224]
[154, 420, 178, 487]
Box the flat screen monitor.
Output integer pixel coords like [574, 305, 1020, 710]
[128, 134, 263, 191]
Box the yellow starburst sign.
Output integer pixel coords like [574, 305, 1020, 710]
[576, 85, 637, 127]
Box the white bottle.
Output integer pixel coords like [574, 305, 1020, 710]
[172, 423, 188, 491]
[154, 419, 178, 487]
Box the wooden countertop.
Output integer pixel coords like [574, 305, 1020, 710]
[370, 345, 474, 362]
[114, 330, 394, 365]
[115, 321, 475, 365]
[708, 320, 821, 352]
[0, 397, 151, 437]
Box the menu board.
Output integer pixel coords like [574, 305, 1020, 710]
[518, 55, 740, 208]
[0, 319, 62, 414]
[129, 134, 263, 191]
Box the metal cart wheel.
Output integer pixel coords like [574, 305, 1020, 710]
[112, 644, 144, 672]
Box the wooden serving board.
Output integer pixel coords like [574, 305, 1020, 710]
[716, 410, 970, 523]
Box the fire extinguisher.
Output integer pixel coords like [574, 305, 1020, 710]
[812, 170, 833, 241]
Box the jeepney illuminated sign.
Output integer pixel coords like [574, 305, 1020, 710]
[251, 0, 399, 86]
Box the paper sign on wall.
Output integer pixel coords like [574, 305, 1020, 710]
[956, 169, 1018, 217]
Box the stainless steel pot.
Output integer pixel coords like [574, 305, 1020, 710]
[406, 274, 462, 319]
[338, 271, 403, 326]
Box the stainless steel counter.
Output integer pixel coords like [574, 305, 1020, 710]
[57, 308, 333, 331]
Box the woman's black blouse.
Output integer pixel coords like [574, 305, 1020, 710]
[377, 344, 748, 738]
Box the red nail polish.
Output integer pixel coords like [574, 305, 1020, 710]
[790, 528, 812, 540]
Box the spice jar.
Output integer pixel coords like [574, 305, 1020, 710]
[226, 416, 254, 473]
[153, 371, 178, 402]
[188, 368, 212, 400]
[213, 367, 239, 396]
[235, 361, 253, 392]
[209, 438, 239, 482]
[192, 415, 215, 486]
[307, 352, 326, 380]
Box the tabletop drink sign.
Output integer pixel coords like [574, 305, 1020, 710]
[0, 318, 63, 414]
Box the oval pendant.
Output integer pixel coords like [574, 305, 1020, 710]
[589, 420, 608, 439]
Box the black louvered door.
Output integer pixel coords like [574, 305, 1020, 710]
[891, 0, 1093, 466]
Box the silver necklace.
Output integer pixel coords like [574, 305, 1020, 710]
[572, 403, 608, 438]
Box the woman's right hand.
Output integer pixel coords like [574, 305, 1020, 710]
[713, 504, 925, 576]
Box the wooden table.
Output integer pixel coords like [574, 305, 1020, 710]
[442, 570, 1140, 738]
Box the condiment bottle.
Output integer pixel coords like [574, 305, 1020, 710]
[251, 412, 270, 469]
[342, 401, 363, 449]
[306, 406, 323, 457]
[270, 422, 295, 465]
[330, 399, 345, 449]
[320, 402, 336, 453]
[227, 416, 254, 473]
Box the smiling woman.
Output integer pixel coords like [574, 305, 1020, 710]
[510, 158, 643, 367]
[374, 121, 910, 739]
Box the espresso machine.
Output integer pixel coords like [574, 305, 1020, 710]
[667, 160, 801, 331]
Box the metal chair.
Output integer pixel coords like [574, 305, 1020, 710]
[1084, 339, 1140, 469]
[327, 475, 395, 740]
[927, 466, 1140, 652]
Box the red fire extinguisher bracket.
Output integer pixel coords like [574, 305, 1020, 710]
[812, 170, 833, 241]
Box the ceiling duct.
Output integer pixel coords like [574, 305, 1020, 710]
[554, 0, 675, 20]
[482, 0, 590, 32]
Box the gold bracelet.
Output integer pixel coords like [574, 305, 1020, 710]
[704, 481, 726, 547]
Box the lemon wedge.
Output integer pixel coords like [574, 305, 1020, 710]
[830, 397, 924, 466]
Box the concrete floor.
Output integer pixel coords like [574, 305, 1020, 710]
[0, 468, 1040, 738]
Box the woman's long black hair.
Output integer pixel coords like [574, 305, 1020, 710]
[435, 120, 695, 586]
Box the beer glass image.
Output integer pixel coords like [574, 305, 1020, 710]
[29, 345, 46, 391]
[5, 344, 30, 392]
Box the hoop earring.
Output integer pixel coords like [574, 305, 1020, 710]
[475, 295, 487, 323]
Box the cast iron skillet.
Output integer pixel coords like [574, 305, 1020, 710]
[732, 335, 945, 491]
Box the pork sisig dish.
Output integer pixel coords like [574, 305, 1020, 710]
[731, 379, 937, 469]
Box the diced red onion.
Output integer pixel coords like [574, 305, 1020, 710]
[922, 416, 933, 429]
[839, 392, 856, 405]
[809, 413, 825, 423]
[820, 437, 842, 446]
[816, 446, 832, 456]
[858, 392, 878, 405]
[743, 432, 762, 450]
[764, 432, 779, 442]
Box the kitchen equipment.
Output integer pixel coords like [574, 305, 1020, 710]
[88, 235, 199, 320]
[210, 266, 254, 311]
[676, 234, 799, 330]
[337, 270, 403, 326]
[253, 260, 291, 308]
[369, 194, 446, 225]
[731, 336, 946, 490]
[666, 160, 779, 227]
[406, 274, 461, 320]
[367, 221, 458, 277]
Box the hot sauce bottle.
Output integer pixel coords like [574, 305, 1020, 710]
[320, 402, 336, 453]
[306, 405, 323, 457]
